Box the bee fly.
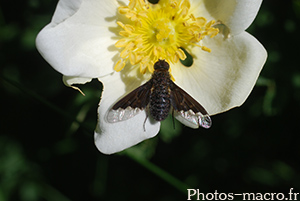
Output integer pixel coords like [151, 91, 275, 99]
[107, 59, 212, 130]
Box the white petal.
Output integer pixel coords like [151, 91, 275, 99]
[172, 32, 267, 115]
[62, 76, 92, 95]
[192, 0, 263, 35]
[50, 0, 83, 25]
[94, 73, 160, 155]
[36, 0, 122, 78]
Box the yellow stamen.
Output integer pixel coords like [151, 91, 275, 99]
[114, 60, 126, 72]
[202, 46, 211, 53]
[114, 0, 219, 74]
[176, 48, 187, 60]
[115, 38, 128, 48]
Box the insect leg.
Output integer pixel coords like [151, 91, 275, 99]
[143, 113, 149, 132]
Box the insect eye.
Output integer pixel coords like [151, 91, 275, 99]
[179, 47, 193, 67]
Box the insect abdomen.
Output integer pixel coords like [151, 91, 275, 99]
[149, 71, 171, 121]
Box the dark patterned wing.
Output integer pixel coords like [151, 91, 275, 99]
[107, 80, 152, 123]
[169, 81, 212, 129]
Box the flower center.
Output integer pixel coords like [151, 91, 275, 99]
[114, 0, 219, 74]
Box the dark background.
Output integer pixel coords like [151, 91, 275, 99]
[1, 0, 300, 200]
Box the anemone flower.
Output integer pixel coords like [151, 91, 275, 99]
[36, 0, 267, 154]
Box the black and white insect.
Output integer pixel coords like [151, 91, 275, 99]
[107, 59, 212, 129]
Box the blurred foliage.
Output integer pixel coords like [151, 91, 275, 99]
[1, 0, 300, 201]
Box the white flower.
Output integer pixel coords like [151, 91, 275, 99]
[36, 0, 267, 154]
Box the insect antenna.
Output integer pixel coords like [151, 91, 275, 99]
[143, 113, 149, 132]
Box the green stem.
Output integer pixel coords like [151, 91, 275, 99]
[2, 75, 193, 198]
[125, 151, 191, 196]
[1, 75, 91, 133]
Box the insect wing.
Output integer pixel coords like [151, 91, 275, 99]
[107, 81, 152, 123]
[170, 82, 212, 129]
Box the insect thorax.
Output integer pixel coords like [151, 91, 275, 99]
[149, 70, 171, 121]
